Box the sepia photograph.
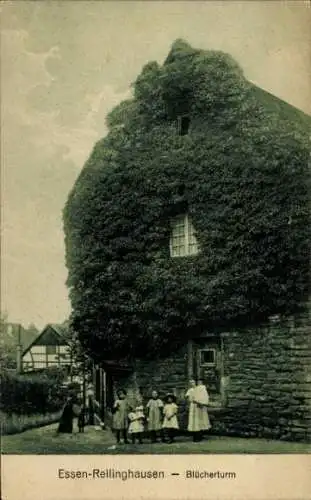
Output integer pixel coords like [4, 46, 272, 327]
[1, 1, 311, 496]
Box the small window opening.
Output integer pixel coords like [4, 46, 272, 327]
[176, 115, 190, 136]
[199, 349, 216, 366]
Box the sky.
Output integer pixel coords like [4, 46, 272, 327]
[1, 1, 310, 329]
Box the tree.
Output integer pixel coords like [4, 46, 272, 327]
[0, 313, 18, 370]
[63, 40, 310, 362]
[26, 323, 39, 336]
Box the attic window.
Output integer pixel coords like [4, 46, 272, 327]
[176, 115, 190, 136]
[170, 214, 199, 257]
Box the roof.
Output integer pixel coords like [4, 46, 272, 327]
[163, 40, 311, 130]
[22, 323, 70, 355]
[49, 323, 69, 338]
[251, 84, 311, 131]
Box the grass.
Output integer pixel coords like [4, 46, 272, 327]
[0, 410, 61, 435]
[2, 423, 311, 454]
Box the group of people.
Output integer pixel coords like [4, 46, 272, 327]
[57, 378, 212, 445]
[112, 378, 211, 444]
[112, 390, 178, 444]
[57, 383, 95, 434]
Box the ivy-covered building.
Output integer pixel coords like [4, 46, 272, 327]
[64, 40, 311, 441]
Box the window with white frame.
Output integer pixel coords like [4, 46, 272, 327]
[170, 214, 199, 257]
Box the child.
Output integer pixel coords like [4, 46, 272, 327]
[162, 393, 179, 444]
[78, 406, 86, 433]
[146, 390, 164, 443]
[128, 405, 145, 444]
[112, 389, 130, 444]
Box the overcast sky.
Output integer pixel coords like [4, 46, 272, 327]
[1, 1, 310, 329]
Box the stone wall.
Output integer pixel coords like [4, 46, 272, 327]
[135, 345, 189, 398]
[115, 345, 190, 429]
[117, 300, 311, 442]
[216, 302, 311, 442]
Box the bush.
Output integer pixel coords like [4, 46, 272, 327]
[0, 368, 67, 415]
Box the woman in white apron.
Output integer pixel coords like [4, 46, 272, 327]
[186, 379, 211, 442]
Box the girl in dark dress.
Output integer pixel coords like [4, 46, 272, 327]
[58, 396, 75, 433]
[112, 389, 130, 444]
[78, 407, 86, 433]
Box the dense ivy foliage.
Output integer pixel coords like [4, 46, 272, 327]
[63, 40, 310, 361]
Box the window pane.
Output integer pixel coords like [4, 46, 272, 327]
[172, 237, 184, 245]
[171, 244, 186, 257]
[172, 221, 185, 236]
[170, 215, 186, 257]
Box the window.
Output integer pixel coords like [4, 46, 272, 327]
[176, 115, 190, 136]
[46, 345, 57, 355]
[194, 339, 224, 406]
[199, 348, 216, 366]
[170, 214, 199, 257]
